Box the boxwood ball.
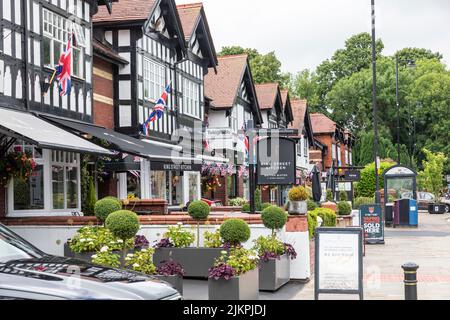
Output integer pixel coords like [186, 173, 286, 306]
[261, 205, 288, 231]
[94, 197, 122, 222]
[188, 200, 211, 220]
[220, 219, 251, 245]
[105, 210, 140, 241]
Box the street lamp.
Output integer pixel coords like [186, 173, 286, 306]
[395, 56, 416, 164]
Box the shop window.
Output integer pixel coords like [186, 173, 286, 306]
[188, 172, 199, 202]
[51, 151, 79, 210]
[151, 171, 166, 200]
[126, 171, 141, 199]
[171, 173, 183, 205]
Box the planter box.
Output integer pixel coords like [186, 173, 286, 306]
[259, 254, 290, 291]
[209, 268, 259, 300]
[336, 215, 353, 227]
[428, 204, 447, 215]
[153, 247, 224, 279]
[288, 201, 307, 215]
[153, 275, 183, 295]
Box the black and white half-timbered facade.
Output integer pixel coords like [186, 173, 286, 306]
[93, 0, 218, 207]
[0, 1, 114, 217]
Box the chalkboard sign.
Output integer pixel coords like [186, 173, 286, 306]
[314, 228, 364, 300]
[257, 137, 296, 186]
[359, 204, 385, 244]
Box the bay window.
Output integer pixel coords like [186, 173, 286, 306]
[143, 58, 165, 101]
[43, 9, 85, 79]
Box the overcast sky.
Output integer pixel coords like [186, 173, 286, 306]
[176, 0, 450, 74]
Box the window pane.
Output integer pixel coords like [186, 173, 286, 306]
[189, 173, 199, 202]
[66, 167, 78, 209]
[127, 172, 141, 199]
[73, 48, 80, 77]
[13, 166, 44, 211]
[151, 171, 166, 200]
[54, 43, 61, 67]
[43, 37, 51, 66]
[52, 165, 64, 209]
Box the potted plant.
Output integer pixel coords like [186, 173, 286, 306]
[253, 206, 297, 291]
[337, 201, 353, 227]
[188, 200, 211, 247]
[154, 260, 185, 294]
[287, 186, 308, 215]
[208, 219, 259, 300]
[152, 223, 225, 279]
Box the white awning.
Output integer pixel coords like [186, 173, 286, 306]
[0, 108, 112, 155]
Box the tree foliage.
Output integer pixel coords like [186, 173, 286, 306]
[418, 149, 447, 198]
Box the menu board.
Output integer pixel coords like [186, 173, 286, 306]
[314, 228, 363, 299]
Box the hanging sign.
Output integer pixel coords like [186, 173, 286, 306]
[345, 170, 361, 181]
[314, 228, 364, 300]
[256, 137, 296, 186]
[359, 204, 385, 244]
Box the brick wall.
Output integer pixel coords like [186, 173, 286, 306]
[92, 56, 115, 130]
[314, 134, 334, 170]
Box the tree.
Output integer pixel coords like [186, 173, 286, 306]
[395, 48, 443, 65]
[290, 69, 323, 112]
[418, 149, 447, 198]
[219, 46, 290, 88]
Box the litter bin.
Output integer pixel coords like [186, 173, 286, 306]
[428, 203, 446, 215]
[385, 204, 394, 226]
[393, 199, 418, 228]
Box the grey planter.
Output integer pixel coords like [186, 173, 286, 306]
[153, 275, 183, 295]
[153, 247, 224, 279]
[208, 268, 259, 300]
[288, 201, 307, 215]
[259, 254, 290, 291]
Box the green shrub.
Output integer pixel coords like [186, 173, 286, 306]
[105, 210, 140, 241]
[242, 203, 250, 212]
[95, 198, 122, 222]
[261, 202, 272, 211]
[288, 186, 308, 201]
[339, 191, 348, 201]
[84, 176, 97, 216]
[228, 198, 248, 207]
[307, 211, 318, 239]
[305, 186, 313, 200]
[203, 229, 223, 248]
[355, 161, 395, 198]
[261, 206, 288, 235]
[188, 200, 210, 220]
[164, 224, 195, 248]
[307, 199, 318, 211]
[353, 197, 375, 209]
[255, 188, 262, 212]
[337, 201, 352, 216]
[326, 190, 334, 202]
[220, 219, 251, 246]
[311, 208, 337, 227]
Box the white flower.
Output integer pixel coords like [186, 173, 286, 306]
[91, 254, 98, 259]
[133, 263, 140, 268]
[141, 249, 147, 253]
[86, 238, 93, 242]
[100, 246, 109, 253]
[127, 253, 134, 257]
[80, 239, 86, 243]
[117, 239, 124, 243]
[221, 250, 228, 255]
[88, 242, 94, 246]
[177, 222, 183, 226]
[125, 257, 132, 261]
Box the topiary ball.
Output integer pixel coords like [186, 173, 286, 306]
[261, 205, 288, 231]
[337, 201, 352, 216]
[188, 200, 210, 221]
[220, 219, 251, 245]
[94, 198, 122, 222]
[105, 210, 140, 241]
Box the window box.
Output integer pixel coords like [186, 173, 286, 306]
[259, 254, 290, 292]
[208, 268, 259, 300]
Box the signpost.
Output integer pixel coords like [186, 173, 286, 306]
[359, 204, 385, 245]
[345, 170, 361, 181]
[314, 228, 364, 300]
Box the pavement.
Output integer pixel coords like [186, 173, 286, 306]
[183, 211, 450, 300]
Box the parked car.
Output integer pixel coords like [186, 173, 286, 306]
[401, 191, 436, 211]
[0, 223, 182, 300]
[440, 194, 450, 213]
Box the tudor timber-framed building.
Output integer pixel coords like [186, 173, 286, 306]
[92, 0, 218, 207]
[0, 1, 114, 218]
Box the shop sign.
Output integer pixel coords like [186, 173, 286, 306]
[359, 204, 384, 244]
[151, 162, 202, 172]
[345, 170, 361, 181]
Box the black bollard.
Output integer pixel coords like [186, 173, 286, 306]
[402, 262, 419, 300]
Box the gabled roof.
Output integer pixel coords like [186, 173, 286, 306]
[310, 113, 337, 134]
[255, 83, 280, 110]
[204, 54, 262, 124]
[177, 2, 218, 68]
[280, 89, 294, 123]
[93, 0, 156, 23]
[93, 38, 129, 65]
[290, 99, 314, 143]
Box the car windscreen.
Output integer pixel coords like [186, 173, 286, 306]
[0, 225, 44, 263]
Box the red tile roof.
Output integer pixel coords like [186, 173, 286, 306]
[255, 83, 279, 110]
[289, 99, 307, 131]
[93, 0, 156, 23]
[204, 54, 248, 109]
[177, 3, 203, 40]
[280, 90, 289, 107]
[310, 113, 337, 134]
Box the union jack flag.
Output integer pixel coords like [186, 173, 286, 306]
[142, 83, 171, 136]
[55, 33, 72, 96]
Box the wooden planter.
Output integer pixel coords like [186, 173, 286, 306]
[208, 268, 259, 300]
[259, 254, 290, 291]
[153, 247, 224, 279]
[153, 275, 183, 295]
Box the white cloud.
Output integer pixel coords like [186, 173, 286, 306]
[177, 0, 450, 73]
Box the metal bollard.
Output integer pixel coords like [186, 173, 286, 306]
[402, 262, 419, 300]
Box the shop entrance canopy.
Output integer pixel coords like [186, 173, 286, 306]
[0, 108, 112, 155]
[44, 116, 198, 163]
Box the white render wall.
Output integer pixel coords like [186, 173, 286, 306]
[10, 224, 311, 280]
